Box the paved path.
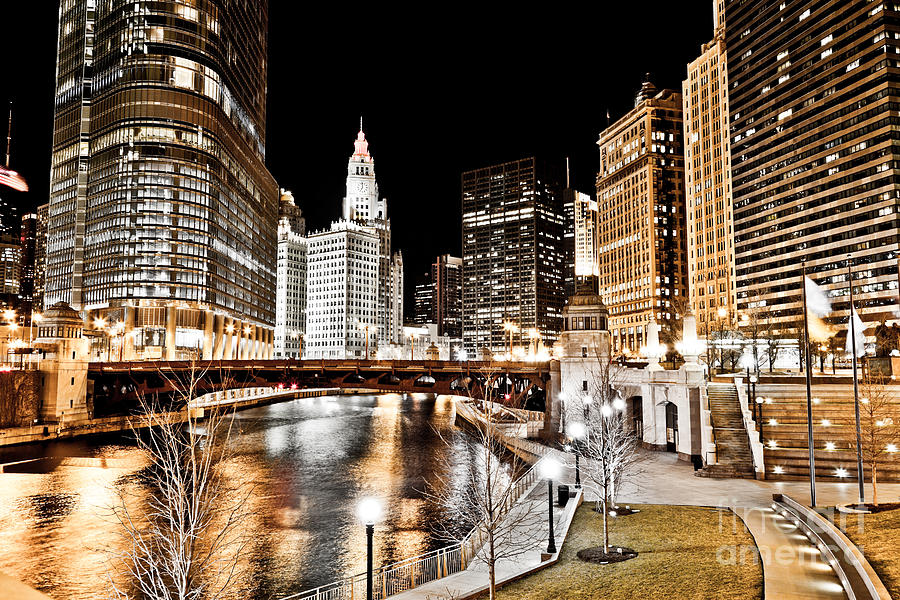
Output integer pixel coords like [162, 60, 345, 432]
[390, 479, 580, 600]
[574, 450, 900, 600]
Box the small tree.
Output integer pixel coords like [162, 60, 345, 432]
[427, 364, 541, 600]
[566, 354, 641, 555]
[107, 363, 252, 600]
[858, 373, 900, 506]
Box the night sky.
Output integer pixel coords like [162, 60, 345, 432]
[3, 3, 711, 309]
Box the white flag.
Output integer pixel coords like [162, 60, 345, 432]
[846, 307, 865, 358]
[804, 276, 832, 318]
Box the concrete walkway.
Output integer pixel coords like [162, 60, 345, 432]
[390, 479, 581, 600]
[594, 450, 900, 600]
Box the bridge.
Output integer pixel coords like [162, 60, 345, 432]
[87, 359, 553, 417]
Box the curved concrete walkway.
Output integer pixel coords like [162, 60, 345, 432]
[594, 450, 900, 600]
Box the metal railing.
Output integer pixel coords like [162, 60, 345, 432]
[282, 402, 540, 600]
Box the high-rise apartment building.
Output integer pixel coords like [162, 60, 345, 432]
[303, 127, 403, 358]
[48, 0, 278, 360]
[562, 188, 577, 298]
[683, 13, 736, 330]
[33, 203, 48, 311]
[461, 158, 566, 356]
[274, 190, 306, 358]
[413, 272, 436, 325]
[596, 82, 687, 353]
[19, 213, 37, 314]
[725, 0, 900, 335]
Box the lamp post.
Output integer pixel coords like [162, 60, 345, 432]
[756, 396, 765, 443]
[539, 457, 561, 554]
[582, 395, 593, 419]
[567, 421, 586, 489]
[357, 498, 382, 600]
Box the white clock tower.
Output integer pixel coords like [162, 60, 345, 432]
[342, 122, 385, 222]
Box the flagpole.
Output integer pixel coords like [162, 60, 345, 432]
[848, 254, 865, 505]
[801, 260, 817, 507]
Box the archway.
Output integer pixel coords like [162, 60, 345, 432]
[664, 401, 678, 453]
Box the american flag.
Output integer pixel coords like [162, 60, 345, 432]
[0, 166, 28, 192]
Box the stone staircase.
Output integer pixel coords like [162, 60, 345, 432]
[697, 383, 756, 479]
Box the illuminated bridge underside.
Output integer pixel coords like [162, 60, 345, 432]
[88, 360, 552, 411]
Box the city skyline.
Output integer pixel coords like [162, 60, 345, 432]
[2, 2, 713, 302]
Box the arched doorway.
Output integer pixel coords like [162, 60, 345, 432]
[628, 396, 643, 441]
[664, 402, 678, 453]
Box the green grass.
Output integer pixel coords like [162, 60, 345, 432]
[833, 506, 900, 597]
[496, 504, 763, 600]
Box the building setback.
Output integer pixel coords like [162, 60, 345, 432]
[683, 13, 737, 332]
[461, 157, 566, 357]
[47, 0, 278, 360]
[725, 0, 900, 336]
[596, 82, 687, 353]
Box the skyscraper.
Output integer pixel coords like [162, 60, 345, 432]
[596, 81, 687, 353]
[572, 190, 599, 293]
[461, 158, 566, 356]
[19, 212, 37, 314]
[726, 0, 900, 337]
[683, 11, 736, 330]
[48, 0, 278, 360]
[33, 203, 48, 312]
[412, 254, 463, 341]
[303, 126, 404, 358]
[274, 190, 306, 358]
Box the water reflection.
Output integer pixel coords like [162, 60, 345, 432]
[0, 393, 516, 599]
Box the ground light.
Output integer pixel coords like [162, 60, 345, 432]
[539, 457, 561, 554]
[357, 498, 382, 600]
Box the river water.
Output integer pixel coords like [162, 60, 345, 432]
[0, 393, 505, 599]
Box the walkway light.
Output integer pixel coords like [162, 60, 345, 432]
[568, 422, 586, 439]
[821, 419, 831, 427]
[601, 404, 613, 417]
[825, 442, 836, 451]
[539, 458, 561, 554]
[357, 497, 382, 600]
[567, 422, 585, 489]
[612, 397, 626, 412]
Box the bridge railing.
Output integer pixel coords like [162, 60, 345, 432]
[281, 402, 541, 600]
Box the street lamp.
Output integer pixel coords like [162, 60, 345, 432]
[539, 457, 561, 554]
[716, 307, 728, 372]
[568, 421, 586, 488]
[583, 395, 593, 419]
[357, 498, 382, 600]
[526, 327, 540, 358]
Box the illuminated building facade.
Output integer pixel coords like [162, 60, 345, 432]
[683, 12, 736, 330]
[34, 203, 48, 311]
[573, 190, 600, 293]
[562, 188, 577, 298]
[47, 0, 278, 360]
[596, 82, 687, 353]
[412, 254, 463, 341]
[274, 190, 306, 358]
[304, 127, 404, 358]
[19, 212, 38, 314]
[726, 0, 900, 336]
[461, 157, 566, 356]
[305, 221, 379, 359]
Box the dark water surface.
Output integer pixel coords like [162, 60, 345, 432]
[0, 393, 494, 599]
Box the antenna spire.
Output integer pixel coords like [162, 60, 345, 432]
[360, 115, 363, 132]
[6, 101, 11, 168]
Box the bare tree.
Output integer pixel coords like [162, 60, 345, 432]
[426, 364, 541, 600]
[566, 354, 642, 555]
[106, 362, 253, 600]
[858, 373, 900, 506]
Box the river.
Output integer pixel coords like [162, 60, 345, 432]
[0, 393, 507, 599]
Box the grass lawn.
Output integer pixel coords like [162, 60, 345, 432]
[833, 505, 900, 598]
[496, 504, 763, 600]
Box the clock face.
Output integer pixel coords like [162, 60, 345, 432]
[356, 181, 369, 194]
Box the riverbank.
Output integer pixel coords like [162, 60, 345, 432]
[0, 386, 340, 447]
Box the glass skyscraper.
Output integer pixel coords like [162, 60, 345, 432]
[48, 0, 278, 360]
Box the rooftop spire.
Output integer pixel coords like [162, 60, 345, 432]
[353, 118, 370, 158]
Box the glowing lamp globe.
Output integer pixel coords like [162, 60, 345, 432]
[601, 404, 613, 417]
[357, 498, 382, 525]
[612, 398, 626, 411]
[539, 457, 562, 481]
[568, 422, 586, 439]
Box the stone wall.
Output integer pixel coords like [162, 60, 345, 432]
[0, 372, 41, 428]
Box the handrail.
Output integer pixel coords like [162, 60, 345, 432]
[282, 400, 541, 600]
